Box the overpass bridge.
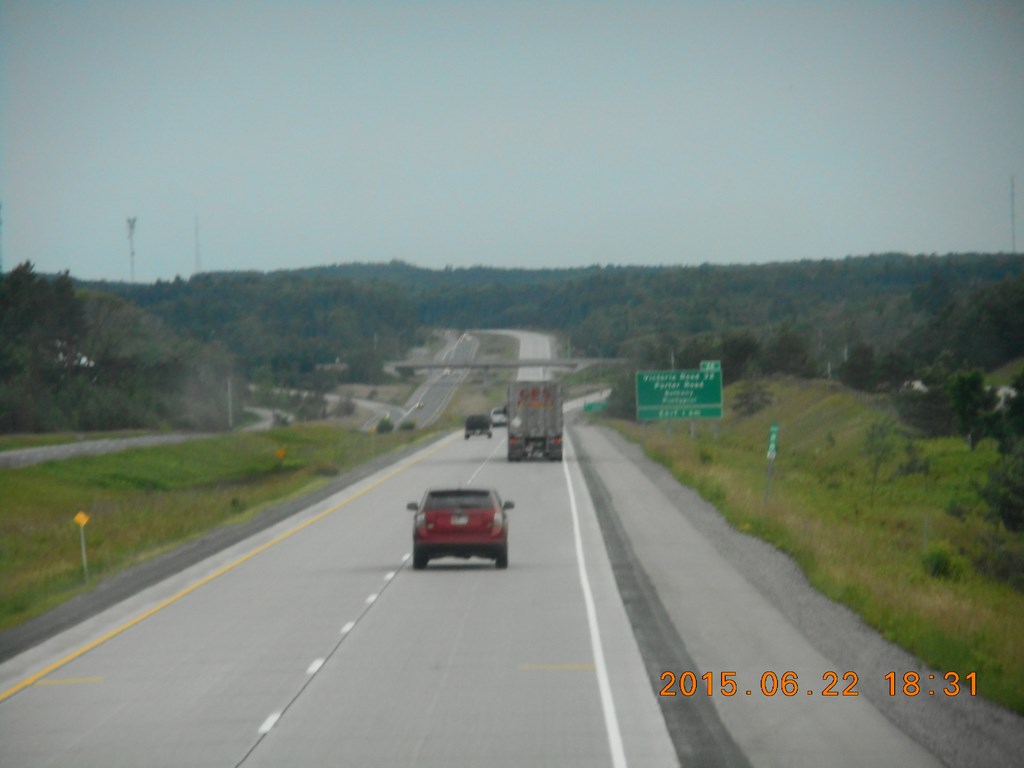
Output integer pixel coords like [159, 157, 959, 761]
[387, 358, 628, 375]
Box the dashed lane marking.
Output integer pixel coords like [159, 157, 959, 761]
[0, 433, 459, 704]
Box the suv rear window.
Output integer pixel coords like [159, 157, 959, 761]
[424, 490, 493, 509]
[465, 415, 490, 429]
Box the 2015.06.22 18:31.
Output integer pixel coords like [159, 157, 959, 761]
[659, 670, 979, 698]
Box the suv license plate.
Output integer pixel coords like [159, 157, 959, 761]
[451, 513, 469, 525]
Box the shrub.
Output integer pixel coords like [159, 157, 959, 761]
[922, 543, 965, 580]
[898, 440, 931, 478]
[376, 416, 394, 434]
[946, 499, 969, 520]
[972, 532, 1024, 592]
[982, 443, 1024, 532]
[732, 378, 772, 416]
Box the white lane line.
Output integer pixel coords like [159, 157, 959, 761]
[258, 712, 281, 734]
[401, 552, 411, 562]
[562, 433, 628, 768]
[384, 570, 396, 582]
[466, 437, 507, 484]
[365, 593, 378, 605]
[306, 659, 325, 675]
[340, 621, 355, 636]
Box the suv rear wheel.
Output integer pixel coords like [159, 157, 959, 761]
[412, 548, 429, 570]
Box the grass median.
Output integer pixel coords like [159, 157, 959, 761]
[605, 377, 1024, 714]
[0, 425, 427, 631]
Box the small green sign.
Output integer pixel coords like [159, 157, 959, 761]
[583, 401, 607, 412]
[768, 423, 779, 459]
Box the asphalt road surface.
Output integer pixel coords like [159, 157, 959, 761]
[2, 332, 1021, 766]
[0, 425, 674, 767]
[5, 416, 1016, 766]
[398, 332, 480, 429]
[484, 329, 553, 380]
[0, 433, 210, 469]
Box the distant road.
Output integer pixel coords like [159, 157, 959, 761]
[480, 329, 554, 380]
[0, 334, 480, 465]
[0, 405, 282, 469]
[0, 433, 210, 469]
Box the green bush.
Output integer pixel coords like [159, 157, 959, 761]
[922, 543, 965, 580]
[982, 442, 1024, 532]
[376, 416, 394, 434]
[973, 533, 1024, 592]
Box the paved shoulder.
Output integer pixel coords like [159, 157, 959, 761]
[570, 421, 1024, 768]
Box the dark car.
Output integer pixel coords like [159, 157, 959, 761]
[408, 488, 512, 570]
[464, 414, 492, 439]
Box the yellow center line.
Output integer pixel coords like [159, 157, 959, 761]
[0, 433, 458, 704]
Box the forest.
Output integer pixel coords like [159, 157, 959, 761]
[2, 252, 1022, 445]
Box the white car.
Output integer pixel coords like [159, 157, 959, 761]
[490, 406, 508, 427]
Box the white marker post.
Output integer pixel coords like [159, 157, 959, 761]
[73, 511, 90, 581]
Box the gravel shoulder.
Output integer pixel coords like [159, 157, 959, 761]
[573, 420, 1024, 768]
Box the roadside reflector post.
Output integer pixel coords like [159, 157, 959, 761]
[73, 511, 90, 582]
[764, 424, 779, 505]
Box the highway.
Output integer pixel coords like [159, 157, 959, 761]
[490, 329, 554, 380]
[401, 332, 479, 428]
[0, 416, 672, 767]
[2, 332, 1020, 767]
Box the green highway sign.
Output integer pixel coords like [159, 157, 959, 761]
[583, 400, 607, 412]
[768, 423, 779, 460]
[635, 366, 723, 421]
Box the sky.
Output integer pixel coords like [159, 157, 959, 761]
[1, 1, 1022, 283]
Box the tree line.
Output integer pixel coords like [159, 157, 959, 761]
[1, 263, 234, 432]
[4, 252, 1022, 437]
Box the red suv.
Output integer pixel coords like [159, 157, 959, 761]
[408, 488, 512, 570]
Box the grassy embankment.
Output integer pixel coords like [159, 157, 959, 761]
[0, 426, 427, 631]
[605, 377, 1023, 714]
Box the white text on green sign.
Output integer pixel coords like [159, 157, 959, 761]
[636, 369, 723, 421]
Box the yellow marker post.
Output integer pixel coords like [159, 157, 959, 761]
[74, 511, 90, 581]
